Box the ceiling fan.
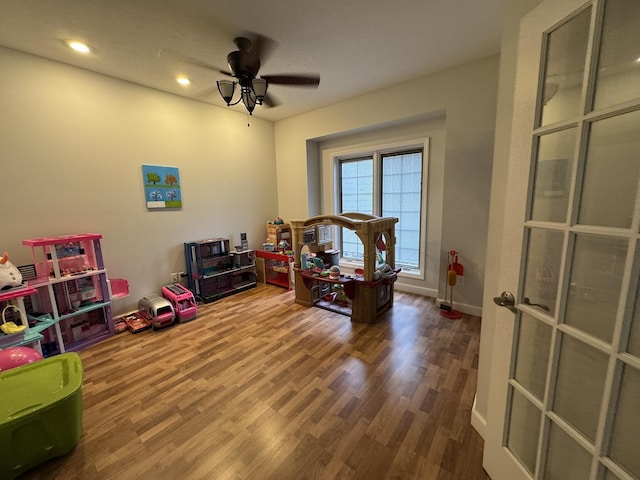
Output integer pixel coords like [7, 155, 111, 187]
[215, 34, 320, 115]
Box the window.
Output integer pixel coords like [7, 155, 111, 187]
[338, 148, 423, 273]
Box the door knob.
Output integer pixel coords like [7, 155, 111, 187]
[493, 291, 517, 313]
[523, 297, 550, 312]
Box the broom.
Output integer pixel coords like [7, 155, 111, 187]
[440, 251, 454, 311]
[440, 251, 463, 319]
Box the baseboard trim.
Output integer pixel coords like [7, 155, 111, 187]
[394, 283, 438, 298]
[436, 297, 483, 317]
[471, 394, 487, 439]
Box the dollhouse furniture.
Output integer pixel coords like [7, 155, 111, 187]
[0, 286, 39, 351]
[20, 233, 115, 354]
[290, 213, 399, 323]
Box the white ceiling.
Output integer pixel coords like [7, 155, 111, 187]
[0, 0, 504, 122]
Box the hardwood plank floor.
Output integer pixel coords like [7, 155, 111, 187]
[19, 284, 490, 480]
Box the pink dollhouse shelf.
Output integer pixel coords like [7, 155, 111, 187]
[22, 233, 102, 247]
[109, 278, 129, 299]
[0, 286, 37, 303]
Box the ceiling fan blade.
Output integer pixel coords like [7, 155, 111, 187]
[262, 92, 280, 108]
[247, 33, 276, 64]
[157, 48, 231, 76]
[261, 74, 320, 87]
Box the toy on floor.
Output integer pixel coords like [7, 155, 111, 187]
[161, 283, 197, 322]
[0, 346, 43, 371]
[440, 250, 463, 319]
[138, 293, 175, 330]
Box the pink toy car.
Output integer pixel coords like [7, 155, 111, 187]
[161, 284, 197, 322]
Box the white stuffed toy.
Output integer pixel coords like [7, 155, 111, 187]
[0, 252, 23, 290]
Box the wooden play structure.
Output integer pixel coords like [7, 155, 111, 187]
[290, 213, 399, 323]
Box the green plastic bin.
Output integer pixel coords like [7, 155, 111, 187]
[0, 352, 83, 479]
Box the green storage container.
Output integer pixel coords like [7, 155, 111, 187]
[0, 352, 83, 479]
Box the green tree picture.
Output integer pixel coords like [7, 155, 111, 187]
[147, 172, 161, 184]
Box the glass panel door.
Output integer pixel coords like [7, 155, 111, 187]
[491, 1, 640, 479]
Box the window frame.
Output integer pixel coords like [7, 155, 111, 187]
[333, 138, 429, 280]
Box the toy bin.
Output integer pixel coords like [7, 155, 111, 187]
[0, 353, 83, 479]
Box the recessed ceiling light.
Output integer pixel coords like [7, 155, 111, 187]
[176, 76, 191, 86]
[67, 41, 91, 54]
[635, 56, 640, 63]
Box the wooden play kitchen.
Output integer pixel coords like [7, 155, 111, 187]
[290, 213, 399, 323]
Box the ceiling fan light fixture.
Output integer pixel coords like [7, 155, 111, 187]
[251, 78, 268, 103]
[241, 87, 257, 114]
[217, 80, 236, 105]
[215, 34, 319, 118]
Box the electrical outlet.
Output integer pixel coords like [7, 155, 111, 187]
[178, 271, 185, 278]
[170, 273, 178, 283]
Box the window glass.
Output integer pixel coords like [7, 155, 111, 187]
[340, 158, 373, 261]
[382, 151, 422, 270]
[338, 149, 424, 272]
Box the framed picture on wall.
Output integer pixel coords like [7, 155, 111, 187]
[142, 165, 183, 209]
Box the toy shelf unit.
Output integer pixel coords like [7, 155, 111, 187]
[255, 250, 294, 289]
[0, 286, 40, 351]
[265, 222, 292, 250]
[184, 238, 256, 303]
[21, 233, 114, 354]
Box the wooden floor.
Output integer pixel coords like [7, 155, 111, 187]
[20, 284, 490, 480]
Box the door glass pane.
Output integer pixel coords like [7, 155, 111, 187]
[593, 0, 640, 110]
[544, 421, 592, 480]
[514, 313, 552, 400]
[531, 129, 576, 222]
[506, 387, 541, 475]
[578, 110, 640, 229]
[522, 228, 564, 315]
[628, 261, 640, 356]
[539, 7, 591, 127]
[565, 235, 627, 343]
[553, 334, 608, 442]
[608, 364, 640, 477]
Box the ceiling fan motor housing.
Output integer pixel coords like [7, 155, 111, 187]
[226, 50, 260, 79]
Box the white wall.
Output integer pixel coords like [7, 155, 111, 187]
[0, 47, 278, 314]
[473, 0, 544, 438]
[274, 56, 500, 313]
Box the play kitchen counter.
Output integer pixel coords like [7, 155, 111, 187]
[297, 267, 400, 320]
[291, 213, 399, 323]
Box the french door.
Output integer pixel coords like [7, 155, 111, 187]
[484, 0, 640, 479]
